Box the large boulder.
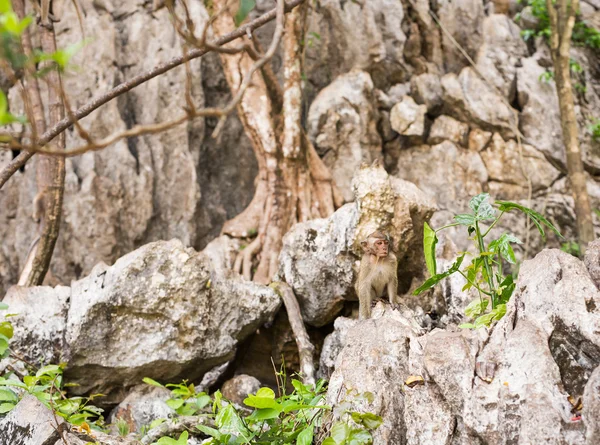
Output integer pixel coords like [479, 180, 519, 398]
[307, 70, 382, 202]
[2, 240, 280, 403]
[277, 163, 436, 326]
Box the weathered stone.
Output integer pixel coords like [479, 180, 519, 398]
[468, 128, 492, 151]
[480, 133, 561, 190]
[390, 96, 427, 138]
[585, 239, 600, 290]
[475, 14, 528, 100]
[583, 366, 600, 444]
[395, 141, 488, 214]
[317, 317, 357, 380]
[325, 309, 418, 444]
[108, 385, 174, 434]
[305, 0, 409, 90]
[437, 0, 484, 73]
[221, 375, 263, 406]
[307, 70, 382, 202]
[410, 73, 443, 114]
[441, 68, 518, 138]
[427, 115, 469, 146]
[3, 240, 280, 403]
[0, 395, 65, 445]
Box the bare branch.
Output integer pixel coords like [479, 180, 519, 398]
[271, 281, 315, 386]
[0, 0, 306, 183]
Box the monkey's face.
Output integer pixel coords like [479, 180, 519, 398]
[373, 238, 389, 257]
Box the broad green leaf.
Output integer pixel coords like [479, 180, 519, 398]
[330, 422, 351, 444]
[0, 379, 27, 389]
[454, 214, 476, 226]
[36, 364, 61, 378]
[149, 417, 166, 430]
[0, 336, 8, 355]
[473, 312, 495, 328]
[423, 222, 438, 276]
[413, 254, 466, 295]
[255, 387, 275, 399]
[458, 323, 476, 329]
[166, 398, 185, 410]
[492, 304, 507, 320]
[350, 412, 382, 429]
[215, 404, 248, 435]
[197, 424, 223, 440]
[0, 0, 12, 14]
[234, 0, 256, 26]
[465, 299, 489, 318]
[176, 403, 197, 416]
[0, 402, 15, 413]
[297, 426, 314, 445]
[497, 275, 515, 305]
[0, 321, 13, 340]
[247, 406, 282, 420]
[0, 388, 17, 403]
[196, 394, 211, 409]
[143, 377, 164, 387]
[322, 439, 338, 445]
[489, 233, 522, 264]
[495, 200, 562, 240]
[347, 429, 373, 445]
[0, 302, 8, 310]
[244, 387, 278, 409]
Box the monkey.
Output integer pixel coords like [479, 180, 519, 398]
[355, 230, 399, 320]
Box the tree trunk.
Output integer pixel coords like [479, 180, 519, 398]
[213, 0, 340, 284]
[20, 20, 66, 286]
[546, 0, 595, 251]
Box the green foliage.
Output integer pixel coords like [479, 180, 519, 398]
[561, 240, 582, 258]
[143, 376, 381, 445]
[115, 417, 131, 437]
[234, 0, 256, 26]
[589, 120, 600, 141]
[143, 377, 211, 417]
[414, 193, 561, 328]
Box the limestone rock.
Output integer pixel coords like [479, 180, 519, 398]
[221, 375, 263, 406]
[480, 133, 561, 191]
[2, 240, 280, 403]
[317, 317, 357, 380]
[108, 385, 174, 434]
[583, 366, 600, 444]
[428, 115, 469, 146]
[585, 239, 600, 290]
[468, 128, 493, 151]
[307, 70, 382, 202]
[0, 395, 65, 445]
[437, 0, 484, 73]
[390, 96, 427, 139]
[410, 73, 443, 114]
[441, 68, 517, 138]
[475, 14, 528, 100]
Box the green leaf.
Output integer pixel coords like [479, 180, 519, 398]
[0, 388, 18, 403]
[465, 299, 489, 318]
[149, 417, 166, 430]
[495, 200, 562, 240]
[489, 233, 521, 264]
[330, 422, 351, 444]
[244, 387, 278, 409]
[0, 336, 8, 355]
[350, 412, 383, 429]
[458, 323, 476, 329]
[247, 406, 282, 420]
[469, 193, 490, 214]
[166, 398, 185, 410]
[413, 254, 466, 295]
[36, 364, 62, 378]
[0, 0, 12, 14]
[497, 275, 515, 305]
[196, 424, 223, 440]
[0, 302, 8, 310]
[297, 426, 314, 445]
[0, 321, 13, 340]
[143, 377, 164, 387]
[347, 429, 373, 445]
[234, 0, 256, 26]
[215, 404, 248, 435]
[423, 222, 438, 276]
[322, 439, 338, 445]
[0, 402, 15, 414]
[454, 214, 476, 226]
[196, 394, 211, 409]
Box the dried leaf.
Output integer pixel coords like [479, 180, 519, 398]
[404, 375, 425, 388]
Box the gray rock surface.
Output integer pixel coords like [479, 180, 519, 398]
[221, 374, 263, 406]
[427, 115, 469, 146]
[307, 70, 382, 202]
[0, 395, 65, 445]
[584, 366, 600, 444]
[108, 385, 174, 434]
[390, 96, 427, 139]
[585, 239, 600, 290]
[2, 240, 280, 403]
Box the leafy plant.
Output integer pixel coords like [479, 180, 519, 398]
[589, 119, 600, 141]
[561, 240, 582, 258]
[414, 193, 562, 328]
[143, 377, 211, 417]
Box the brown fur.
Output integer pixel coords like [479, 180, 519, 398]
[355, 232, 399, 320]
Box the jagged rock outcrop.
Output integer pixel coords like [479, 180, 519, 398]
[322, 249, 598, 444]
[277, 163, 435, 326]
[307, 70, 382, 202]
[2, 240, 280, 403]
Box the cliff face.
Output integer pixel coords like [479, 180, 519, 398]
[1, 0, 600, 294]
